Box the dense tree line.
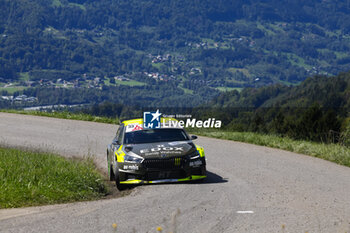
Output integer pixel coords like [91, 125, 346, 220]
[204, 72, 350, 142]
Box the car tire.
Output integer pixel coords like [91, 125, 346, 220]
[115, 169, 127, 191]
[109, 164, 115, 181]
[107, 151, 115, 181]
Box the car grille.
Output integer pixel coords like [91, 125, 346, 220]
[143, 157, 184, 169]
[147, 170, 186, 180]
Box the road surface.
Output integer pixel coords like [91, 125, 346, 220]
[0, 112, 350, 233]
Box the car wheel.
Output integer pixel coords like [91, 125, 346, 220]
[109, 164, 115, 181]
[115, 169, 127, 191]
[107, 151, 115, 181]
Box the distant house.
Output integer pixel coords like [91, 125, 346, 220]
[94, 77, 101, 85]
[14, 95, 27, 102]
[13, 95, 38, 102]
[26, 97, 38, 102]
[1, 96, 13, 101]
[25, 81, 35, 87]
[114, 76, 129, 81]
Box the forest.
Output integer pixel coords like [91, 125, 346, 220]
[1, 0, 350, 90]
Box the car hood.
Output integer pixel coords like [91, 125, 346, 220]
[126, 141, 196, 159]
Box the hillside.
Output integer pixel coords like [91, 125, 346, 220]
[206, 72, 350, 142]
[1, 0, 350, 97]
[211, 72, 350, 109]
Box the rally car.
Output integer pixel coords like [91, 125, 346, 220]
[107, 118, 206, 190]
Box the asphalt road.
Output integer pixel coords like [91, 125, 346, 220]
[1, 112, 350, 233]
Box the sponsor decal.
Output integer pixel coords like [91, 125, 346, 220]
[123, 164, 139, 170]
[144, 109, 162, 129]
[189, 160, 203, 167]
[132, 125, 143, 131]
[140, 144, 184, 155]
[125, 123, 144, 132]
[158, 171, 172, 179]
[174, 158, 181, 166]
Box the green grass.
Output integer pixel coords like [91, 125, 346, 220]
[256, 22, 276, 36]
[201, 38, 215, 43]
[278, 79, 300, 86]
[334, 51, 349, 59]
[267, 22, 286, 33]
[0, 86, 28, 94]
[179, 84, 194, 94]
[0, 110, 119, 124]
[68, 3, 86, 10]
[227, 68, 251, 77]
[283, 52, 313, 70]
[114, 79, 145, 87]
[151, 63, 166, 70]
[192, 130, 350, 167]
[19, 72, 30, 81]
[215, 87, 243, 92]
[51, 0, 62, 7]
[0, 147, 108, 208]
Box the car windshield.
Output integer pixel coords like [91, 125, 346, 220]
[124, 128, 189, 144]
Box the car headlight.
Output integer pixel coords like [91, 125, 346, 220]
[124, 153, 144, 163]
[189, 151, 203, 167]
[189, 151, 200, 160]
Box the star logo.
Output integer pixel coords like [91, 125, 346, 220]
[151, 109, 162, 122]
[143, 110, 162, 129]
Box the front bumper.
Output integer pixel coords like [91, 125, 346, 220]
[120, 175, 206, 184]
[118, 156, 206, 184]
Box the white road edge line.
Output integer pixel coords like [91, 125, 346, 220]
[236, 211, 254, 214]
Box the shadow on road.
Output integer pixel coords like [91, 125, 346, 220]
[200, 170, 228, 184]
[109, 170, 228, 193]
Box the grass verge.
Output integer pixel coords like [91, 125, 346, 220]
[192, 130, 350, 167]
[0, 109, 119, 124]
[0, 147, 108, 209]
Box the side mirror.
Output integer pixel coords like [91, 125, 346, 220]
[191, 135, 198, 140]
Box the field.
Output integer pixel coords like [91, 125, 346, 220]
[114, 79, 146, 86]
[0, 147, 108, 208]
[215, 87, 243, 92]
[0, 86, 28, 95]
